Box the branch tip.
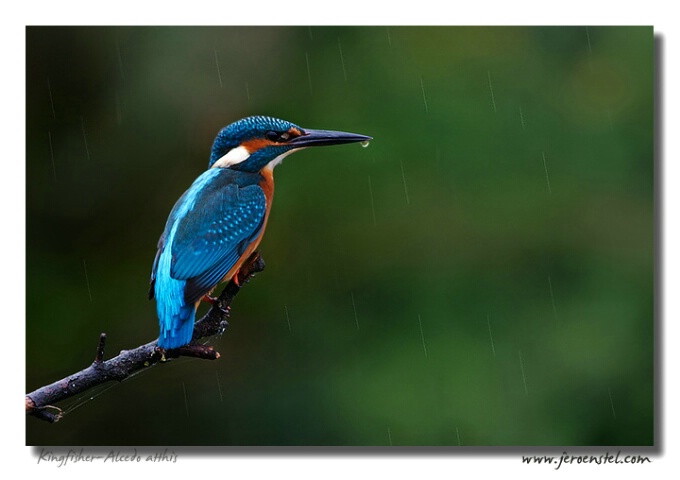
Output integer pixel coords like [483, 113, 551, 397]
[94, 333, 107, 364]
[175, 345, 220, 360]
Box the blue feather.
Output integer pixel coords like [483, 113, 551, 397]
[155, 232, 195, 349]
[153, 169, 221, 348]
[152, 168, 266, 348]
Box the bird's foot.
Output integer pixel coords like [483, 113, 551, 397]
[202, 294, 219, 305]
[203, 294, 230, 315]
[233, 268, 257, 287]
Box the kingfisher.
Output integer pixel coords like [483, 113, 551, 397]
[149, 116, 371, 349]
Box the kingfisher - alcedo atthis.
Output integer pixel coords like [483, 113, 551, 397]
[149, 116, 371, 349]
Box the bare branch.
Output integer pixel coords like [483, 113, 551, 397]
[26, 252, 265, 423]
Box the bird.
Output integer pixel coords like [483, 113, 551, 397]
[149, 116, 371, 349]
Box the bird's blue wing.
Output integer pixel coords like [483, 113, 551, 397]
[170, 181, 266, 304]
[148, 227, 168, 300]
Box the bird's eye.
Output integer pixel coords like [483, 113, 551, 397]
[266, 130, 294, 143]
[266, 131, 279, 141]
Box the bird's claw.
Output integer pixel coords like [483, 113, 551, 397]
[202, 294, 219, 305]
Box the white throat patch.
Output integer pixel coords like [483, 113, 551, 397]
[266, 148, 303, 170]
[212, 145, 306, 170]
[211, 145, 251, 168]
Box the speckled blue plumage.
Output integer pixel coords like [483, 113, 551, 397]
[151, 167, 266, 349]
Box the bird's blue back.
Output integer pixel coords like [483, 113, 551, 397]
[150, 167, 266, 348]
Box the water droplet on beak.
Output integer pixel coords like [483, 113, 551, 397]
[360, 140, 370, 148]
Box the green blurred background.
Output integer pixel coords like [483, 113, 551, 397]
[26, 26, 654, 446]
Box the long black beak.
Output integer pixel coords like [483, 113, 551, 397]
[289, 128, 372, 148]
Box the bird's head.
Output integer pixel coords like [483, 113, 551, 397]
[208, 116, 371, 172]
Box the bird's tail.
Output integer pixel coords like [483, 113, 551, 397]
[157, 302, 196, 349]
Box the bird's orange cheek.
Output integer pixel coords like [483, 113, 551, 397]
[241, 138, 276, 153]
